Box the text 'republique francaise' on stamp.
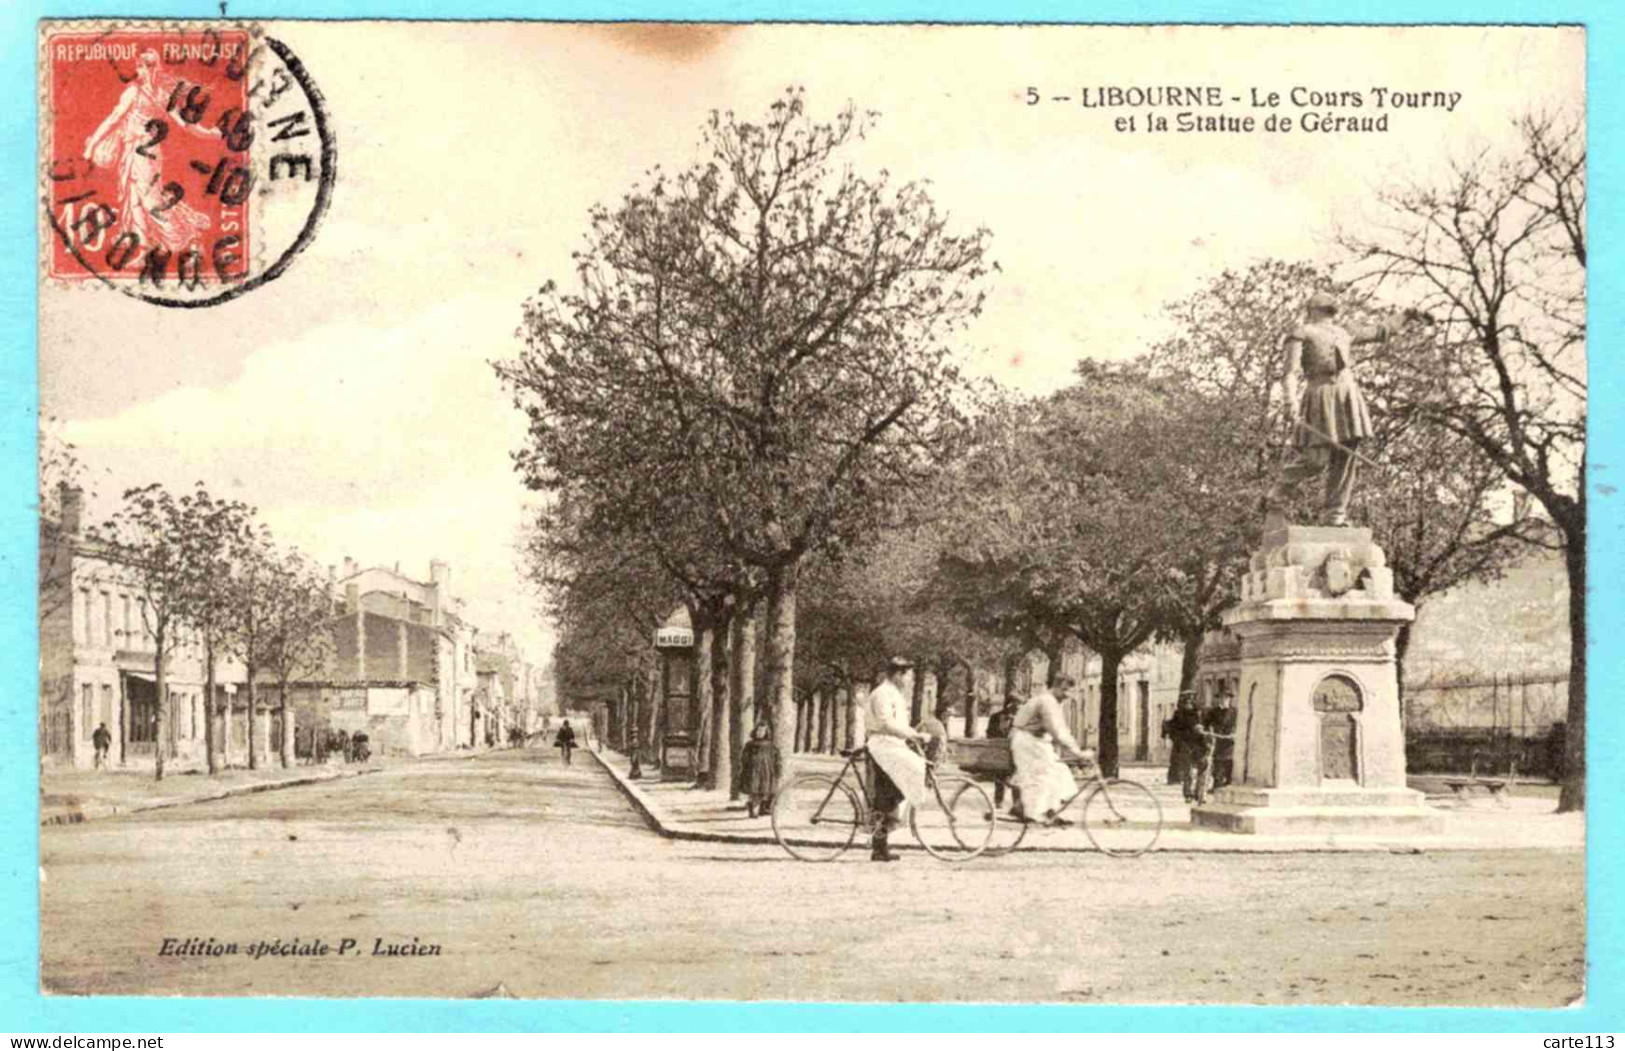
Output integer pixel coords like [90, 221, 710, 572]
[40, 22, 335, 308]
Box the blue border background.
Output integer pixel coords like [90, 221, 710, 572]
[2, 1, 1615, 1033]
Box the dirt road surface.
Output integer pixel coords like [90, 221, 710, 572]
[39, 747, 1584, 1005]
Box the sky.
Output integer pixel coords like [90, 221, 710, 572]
[39, 23, 1585, 666]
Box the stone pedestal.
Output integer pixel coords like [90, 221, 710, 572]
[1191, 525, 1444, 835]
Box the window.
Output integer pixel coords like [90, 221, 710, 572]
[76, 589, 90, 644]
[122, 595, 132, 642]
[101, 592, 113, 645]
[137, 598, 149, 640]
[81, 683, 94, 737]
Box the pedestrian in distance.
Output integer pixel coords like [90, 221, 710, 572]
[1164, 691, 1201, 795]
[554, 719, 577, 765]
[861, 656, 931, 862]
[739, 719, 779, 819]
[984, 693, 1024, 815]
[91, 722, 111, 770]
[1166, 692, 1207, 802]
[1008, 675, 1089, 827]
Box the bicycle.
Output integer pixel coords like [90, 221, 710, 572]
[978, 748, 1164, 857]
[771, 743, 997, 862]
[1190, 727, 1235, 806]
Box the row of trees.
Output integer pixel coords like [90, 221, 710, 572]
[501, 93, 1585, 809]
[43, 447, 335, 780]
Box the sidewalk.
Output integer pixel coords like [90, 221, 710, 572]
[589, 747, 1584, 854]
[40, 757, 390, 826]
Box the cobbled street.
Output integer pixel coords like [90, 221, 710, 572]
[40, 746, 1585, 1005]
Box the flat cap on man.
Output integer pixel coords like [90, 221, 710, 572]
[885, 655, 914, 671]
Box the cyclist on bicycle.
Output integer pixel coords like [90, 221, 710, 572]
[861, 656, 931, 863]
[1009, 675, 1089, 827]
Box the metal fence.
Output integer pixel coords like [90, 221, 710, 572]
[1404, 672, 1569, 778]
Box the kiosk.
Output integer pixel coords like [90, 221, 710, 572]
[654, 607, 699, 781]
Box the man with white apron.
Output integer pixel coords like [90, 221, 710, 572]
[861, 656, 930, 862]
[1009, 675, 1088, 826]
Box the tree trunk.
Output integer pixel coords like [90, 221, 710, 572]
[910, 661, 926, 724]
[203, 641, 218, 775]
[1098, 649, 1123, 778]
[692, 621, 714, 780]
[962, 661, 979, 738]
[1178, 630, 1203, 697]
[1393, 621, 1413, 727]
[278, 680, 294, 768]
[247, 669, 260, 771]
[833, 681, 847, 753]
[707, 611, 732, 791]
[1002, 652, 1022, 702]
[1559, 533, 1585, 812]
[220, 656, 231, 770]
[765, 562, 799, 784]
[935, 658, 956, 724]
[645, 668, 662, 766]
[808, 690, 820, 753]
[1043, 637, 1064, 688]
[730, 614, 756, 798]
[846, 680, 863, 749]
[152, 629, 167, 781]
[825, 689, 837, 752]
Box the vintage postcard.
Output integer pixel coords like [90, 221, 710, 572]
[33, 20, 1588, 1011]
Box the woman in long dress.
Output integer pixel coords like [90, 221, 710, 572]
[81, 49, 218, 258]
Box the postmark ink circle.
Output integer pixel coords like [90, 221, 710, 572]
[42, 25, 335, 308]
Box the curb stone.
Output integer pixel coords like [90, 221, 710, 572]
[585, 747, 1580, 856]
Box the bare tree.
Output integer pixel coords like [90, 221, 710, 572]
[1338, 111, 1586, 810]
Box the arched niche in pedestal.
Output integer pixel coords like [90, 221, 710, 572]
[1312, 673, 1364, 783]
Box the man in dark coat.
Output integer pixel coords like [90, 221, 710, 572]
[985, 694, 1023, 813]
[91, 723, 111, 769]
[1164, 691, 1203, 801]
[554, 720, 577, 765]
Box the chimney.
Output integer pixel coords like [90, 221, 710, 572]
[58, 483, 83, 535]
[427, 561, 448, 627]
[342, 556, 357, 579]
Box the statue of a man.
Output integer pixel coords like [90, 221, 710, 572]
[1268, 291, 1427, 527]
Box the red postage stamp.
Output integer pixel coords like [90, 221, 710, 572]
[44, 28, 254, 287]
[41, 23, 334, 307]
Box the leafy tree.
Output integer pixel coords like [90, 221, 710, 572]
[496, 88, 994, 785]
[263, 548, 336, 768]
[94, 485, 194, 781]
[226, 527, 277, 770]
[1147, 260, 1528, 699]
[941, 364, 1262, 775]
[1335, 112, 1586, 809]
[172, 486, 254, 774]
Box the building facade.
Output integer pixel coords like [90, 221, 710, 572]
[40, 487, 250, 770]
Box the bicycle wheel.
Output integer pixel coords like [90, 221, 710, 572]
[911, 775, 996, 861]
[1081, 778, 1164, 857]
[957, 781, 1029, 856]
[772, 774, 863, 861]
